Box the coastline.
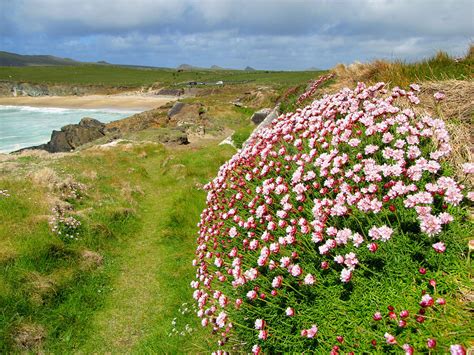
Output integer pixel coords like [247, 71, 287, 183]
[0, 94, 178, 111]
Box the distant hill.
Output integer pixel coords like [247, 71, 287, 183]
[177, 63, 236, 71]
[0, 51, 80, 67]
[177, 64, 198, 71]
[245, 66, 256, 71]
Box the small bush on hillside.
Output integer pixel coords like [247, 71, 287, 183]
[192, 82, 472, 353]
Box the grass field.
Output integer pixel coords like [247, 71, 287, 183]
[0, 64, 324, 89]
[0, 141, 236, 352]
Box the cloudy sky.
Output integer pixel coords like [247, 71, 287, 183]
[0, 0, 472, 70]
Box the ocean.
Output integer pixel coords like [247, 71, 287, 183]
[0, 105, 138, 153]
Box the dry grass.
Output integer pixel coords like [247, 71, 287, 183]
[12, 323, 46, 351]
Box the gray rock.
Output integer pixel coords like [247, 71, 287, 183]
[167, 102, 186, 118]
[157, 88, 184, 96]
[250, 108, 272, 125]
[243, 105, 280, 149]
[23, 117, 107, 153]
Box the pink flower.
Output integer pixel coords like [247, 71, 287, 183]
[340, 268, 352, 283]
[432, 241, 446, 253]
[402, 344, 414, 354]
[306, 324, 318, 338]
[410, 83, 421, 92]
[420, 294, 434, 307]
[384, 332, 396, 345]
[436, 297, 446, 305]
[434, 92, 445, 101]
[427, 338, 437, 348]
[272, 275, 283, 288]
[286, 307, 295, 316]
[258, 330, 268, 340]
[400, 310, 409, 318]
[368, 225, 393, 242]
[462, 162, 474, 174]
[373, 312, 382, 321]
[304, 273, 316, 285]
[246, 290, 257, 300]
[368, 242, 378, 253]
[252, 344, 261, 355]
[290, 264, 303, 277]
[450, 344, 466, 355]
[254, 319, 265, 330]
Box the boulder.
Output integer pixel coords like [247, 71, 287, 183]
[37, 117, 107, 153]
[250, 108, 272, 125]
[167, 102, 204, 125]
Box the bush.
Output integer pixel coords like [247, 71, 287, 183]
[192, 82, 472, 353]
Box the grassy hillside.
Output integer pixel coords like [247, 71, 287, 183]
[0, 51, 79, 67]
[0, 64, 324, 89]
[0, 140, 237, 352]
[0, 50, 472, 352]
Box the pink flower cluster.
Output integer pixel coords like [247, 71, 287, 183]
[192, 82, 471, 351]
[296, 73, 335, 104]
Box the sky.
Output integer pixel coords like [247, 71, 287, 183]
[0, 0, 473, 70]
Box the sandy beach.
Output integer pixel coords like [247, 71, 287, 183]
[0, 94, 177, 111]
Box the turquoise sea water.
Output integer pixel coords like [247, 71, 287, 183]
[0, 105, 138, 153]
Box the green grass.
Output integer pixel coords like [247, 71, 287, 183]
[0, 64, 325, 89]
[0, 142, 235, 352]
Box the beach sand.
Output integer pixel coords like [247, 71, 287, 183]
[0, 94, 177, 111]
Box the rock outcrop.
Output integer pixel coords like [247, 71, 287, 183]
[250, 108, 273, 125]
[167, 102, 204, 126]
[35, 118, 108, 153]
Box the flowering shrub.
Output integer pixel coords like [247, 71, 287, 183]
[49, 205, 82, 242]
[192, 82, 472, 353]
[296, 73, 335, 105]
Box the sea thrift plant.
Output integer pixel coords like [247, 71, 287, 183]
[296, 73, 335, 104]
[192, 82, 472, 352]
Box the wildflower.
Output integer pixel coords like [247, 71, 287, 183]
[432, 242, 446, 253]
[462, 162, 474, 174]
[373, 312, 382, 321]
[384, 332, 396, 345]
[289, 264, 302, 277]
[258, 330, 268, 340]
[400, 310, 409, 318]
[367, 242, 378, 253]
[252, 344, 261, 355]
[419, 267, 427, 275]
[340, 268, 352, 283]
[254, 319, 265, 330]
[246, 290, 257, 300]
[427, 338, 437, 348]
[433, 92, 445, 101]
[306, 324, 318, 338]
[450, 344, 466, 355]
[402, 344, 414, 354]
[436, 297, 446, 305]
[272, 275, 283, 288]
[368, 225, 393, 242]
[304, 274, 316, 285]
[420, 294, 434, 307]
[409, 84, 420, 92]
[286, 307, 295, 316]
